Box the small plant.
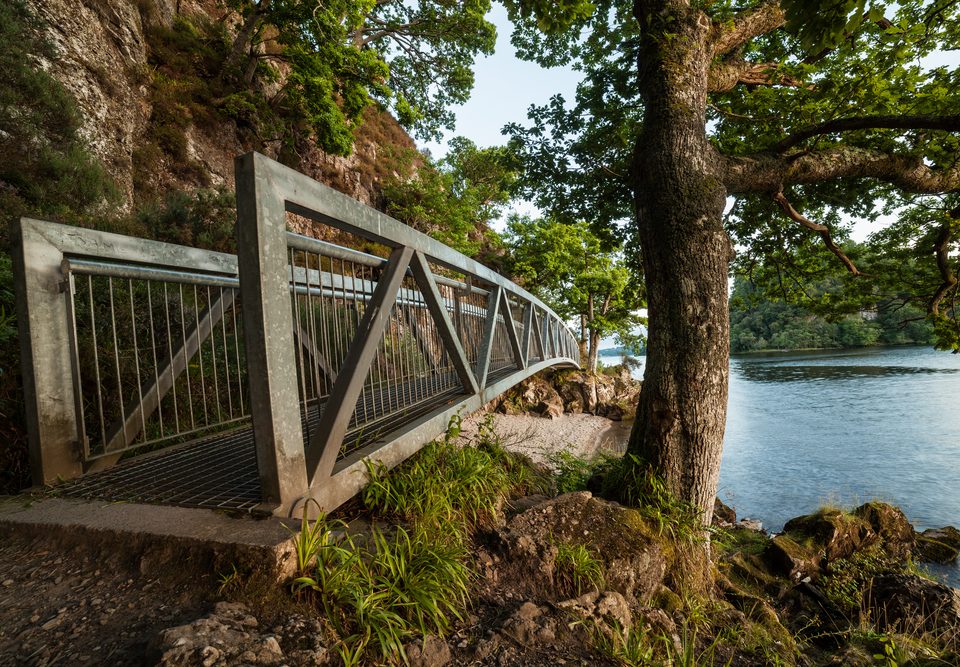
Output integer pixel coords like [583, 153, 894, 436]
[555, 541, 605, 595]
[590, 620, 656, 666]
[548, 449, 600, 493]
[602, 454, 704, 542]
[362, 413, 537, 540]
[292, 516, 470, 663]
[217, 563, 241, 594]
[820, 546, 889, 619]
[873, 635, 906, 666]
[287, 498, 341, 575]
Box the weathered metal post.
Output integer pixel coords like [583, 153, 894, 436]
[14, 219, 85, 485]
[235, 152, 309, 512]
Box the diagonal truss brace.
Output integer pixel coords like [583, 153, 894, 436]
[408, 250, 479, 395]
[499, 290, 525, 370]
[476, 285, 502, 389]
[307, 245, 414, 485]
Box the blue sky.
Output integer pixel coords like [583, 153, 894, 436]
[421, 5, 576, 159]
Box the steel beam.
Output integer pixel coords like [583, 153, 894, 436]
[235, 152, 309, 511]
[476, 285, 502, 390]
[500, 290, 525, 370]
[306, 245, 414, 485]
[409, 251, 479, 395]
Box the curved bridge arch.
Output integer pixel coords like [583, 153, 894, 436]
[15, 153, 579, 517]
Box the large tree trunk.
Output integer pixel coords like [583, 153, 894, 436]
[626, 0, 731, 525]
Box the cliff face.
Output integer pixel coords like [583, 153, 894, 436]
[30, 0, 415, 213]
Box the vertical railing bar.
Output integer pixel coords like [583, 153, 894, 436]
[62, 271, 88, 458]
[291, 247, 308, 408]
[127, 279, 147, 443]
[88, 275, 107, 451]
[206, 286, 222, 424]
[349, 260, 368, 425]
[107, 277, 129, 447]
[317, 256, 333, 395]
[179, 284, 195, 431]
[305, 253, 323, 407]
[193, 284, 209, 425]
[165, 283, 180, 433]
[146, 281, 164, 437]
[218, 286, 233, 419]
[230, 288, 244, 415]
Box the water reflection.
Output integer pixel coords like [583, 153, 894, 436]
[734, 363, 958, 383]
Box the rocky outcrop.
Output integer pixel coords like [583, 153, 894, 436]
[916, 526, 960, 564]
[491, 367, 641, 421]
[150, 602, 329, 666]
[29, 0, 414, 212]
[868, 574, 960, 642]
[763, 503, 917, 583]
[494, 492, 668, 603]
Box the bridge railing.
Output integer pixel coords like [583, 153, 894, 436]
[236, 152, 579, 514]
[14, 152, 578, 515]
[14, 219, 245, 482]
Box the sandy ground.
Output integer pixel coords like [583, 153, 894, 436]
[461, 413, 631, 470]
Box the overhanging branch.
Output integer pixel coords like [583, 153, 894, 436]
[708, 60, 810, 93]
[772, 191, 864, 276]
[711, 1, 786, 56]
[931, 209, 960, 316]
[724, 147, 960, 195]
[774, 115, 960, 152]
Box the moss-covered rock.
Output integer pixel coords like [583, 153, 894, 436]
[764, 534, 821, 581]
[782, 508, 875, 563]
[867, 574, 960, 643]
[498, 492, 669, 602]
[853, 501, 915, 559]
[915, 526, 960, 564]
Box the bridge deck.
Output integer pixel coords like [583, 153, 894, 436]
[57, 366, 517, 511]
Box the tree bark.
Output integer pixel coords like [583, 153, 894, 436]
[626, 0, 731, 525]
[587, 330, 601, 373]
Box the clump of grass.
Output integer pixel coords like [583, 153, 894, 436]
[547, 448, 616, 494]
[291, 514, 470, 664]
[590, 620, 657, 666]
[362, 413, 540, 539]
[555, 541, 605, 595]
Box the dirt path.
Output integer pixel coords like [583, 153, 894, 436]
[0, 533, 216, 666]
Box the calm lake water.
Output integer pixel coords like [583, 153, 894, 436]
[607, 346, 960, 584]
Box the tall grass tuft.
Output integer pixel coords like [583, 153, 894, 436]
[291, 515, 470, 663]
[362, 413, 541, 540]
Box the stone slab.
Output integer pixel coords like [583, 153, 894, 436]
[0, 496, 300, 580]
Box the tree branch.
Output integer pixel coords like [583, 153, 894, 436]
[772, 191, 864, 276]
[711, 1, 786, 56]
[724, 147, 960, 195]
[708, 60, 809, 93]
[774, 115, 960, 152]
[931, 208, 960, 316]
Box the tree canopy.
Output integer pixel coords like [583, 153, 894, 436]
[503, 216, 645, 371]
[223, 0, 496, 155]
[381, 138, 516, 261]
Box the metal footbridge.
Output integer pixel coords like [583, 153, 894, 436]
[14, 153, 579, 516]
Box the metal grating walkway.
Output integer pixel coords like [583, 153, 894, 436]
[55, 367, 517, 510]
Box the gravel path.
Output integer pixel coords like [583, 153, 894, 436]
[461, 413, 631, 469]
[0, 534, 215, 666]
